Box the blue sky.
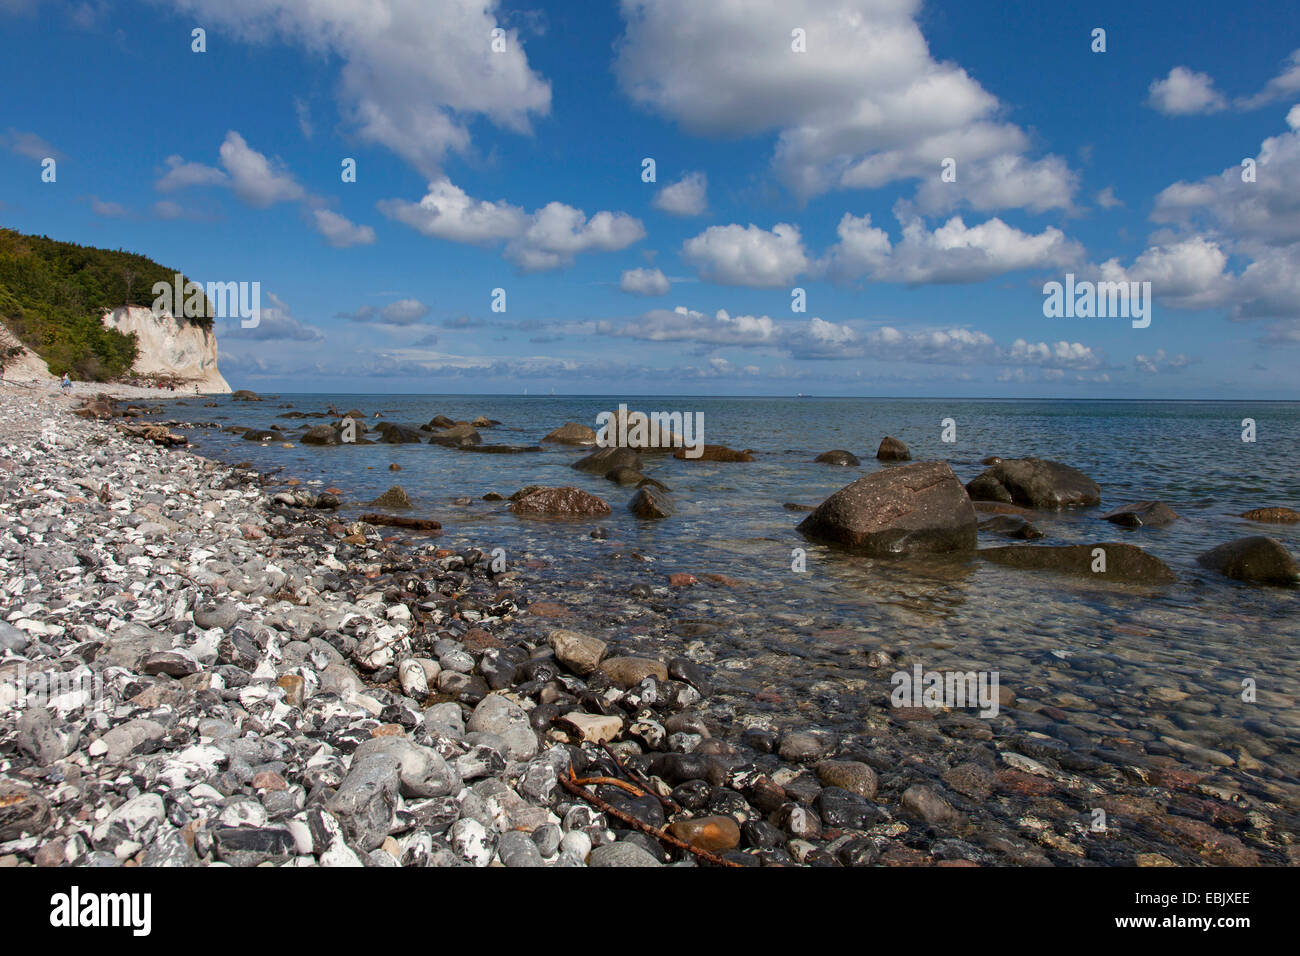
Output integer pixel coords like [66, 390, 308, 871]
[3, 0, 1300, 397]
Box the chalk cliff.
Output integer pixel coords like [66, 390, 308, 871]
[102, 306, 230, 393]
[0, 308, 230, 393]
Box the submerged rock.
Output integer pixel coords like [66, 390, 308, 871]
[1103, 501, 1180, 528]
[1197, 536, 1300, 585]
[572, 446, 643, 474]
[978, 514, 1045, 540]
[981, 543, 1176, 585]
[672, 444, 753, 462]
[429, 424, 482, 447]
[797, 460, 977, 556]
[629, 486, 673, 519]
[966, 458, 1101, 509]
[1239, 507, 1300, 523]
[814, 449, 860, 466]
[510, 487, 611, 517]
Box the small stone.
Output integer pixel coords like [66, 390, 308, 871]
[497, 830, 545, 867]
[599, 657, 668, 688]
[548, 630, 607, 675]
[589, 842, 662, 867]
[900, 785, 959, 826]
[667, 815, 741, 852]
[561, 712, 623, 744]
[778, 731, 831, 763]
[814, 760, 878, 799]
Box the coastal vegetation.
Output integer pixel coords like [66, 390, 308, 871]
[0, 227, 210, 380]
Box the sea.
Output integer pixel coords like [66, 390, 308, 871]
[162, 394, 1300, 796]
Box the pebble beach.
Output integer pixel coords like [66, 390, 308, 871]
[1, 384, 1296, 868]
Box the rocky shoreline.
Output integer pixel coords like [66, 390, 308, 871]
[1, 388, 1296, 868]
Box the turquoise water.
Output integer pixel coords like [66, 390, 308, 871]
[166, 394, 1300, 797]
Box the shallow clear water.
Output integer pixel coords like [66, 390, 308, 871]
[165, 394, 1300, 798]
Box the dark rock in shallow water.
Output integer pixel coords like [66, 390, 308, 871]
[817, 787, 881, 829]
[981, 542, 1176, 585]
[370, 485, 412, 509]
[510, 487, 611, 517]
[1103, 501, 1179, 528]
[673, 444, 754, 462]
[605, 465, 646, 485]
[1197, 536, 1300, 585]
[301, 424, 341, 445]
[572, 446, 642, 474]
[668, 657, 712, 695]
[1239, 507, 1300, 523]
[966, 458, 1101, 509]
[429, 424, 482, 447]
[376, 423, 425, 443]
[456, 443, 541, 454]
[241, 429, 281, 442]
[966, 473, 1013, 504]
[899, 784, 959, 826]
[978, 514, 1045, 540]
[814, 449, 860, 466]
[797, 460, 977, 556]
[629, 486, 673, 519]
[876, 435, 910, 461]
[814, 760, 878, 799]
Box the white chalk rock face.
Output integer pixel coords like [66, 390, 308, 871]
[102, 306, 231, 393]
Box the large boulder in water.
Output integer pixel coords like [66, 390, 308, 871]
[376, 423, 425, 444]
[597, 408, 685, 449]
[242, 429, 282, 441]
[1103, 501, 1179, 528]
[301, 424, 341, 445]
[429, 424, 481, 447]
[981, 543, 1176, 585]
[966, 458, 1100, 509]
[572, 446, 642, 474]
[796, 461, 977, 556]
[815, 450, 860, 466]
[231, 390, 262, 402]
[426, 415, 455, 430]
[510, 487, 611, 517]
[1197, 536, 1300, 585]
[876, 436, 910, 461]
[542, 422, 598, 445]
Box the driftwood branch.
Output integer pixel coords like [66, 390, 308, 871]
[559, 768, 742, 868]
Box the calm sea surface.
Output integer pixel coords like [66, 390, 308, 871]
[165, 394, 1300, 794]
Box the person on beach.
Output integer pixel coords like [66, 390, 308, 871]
[60, 373, 72, 395]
